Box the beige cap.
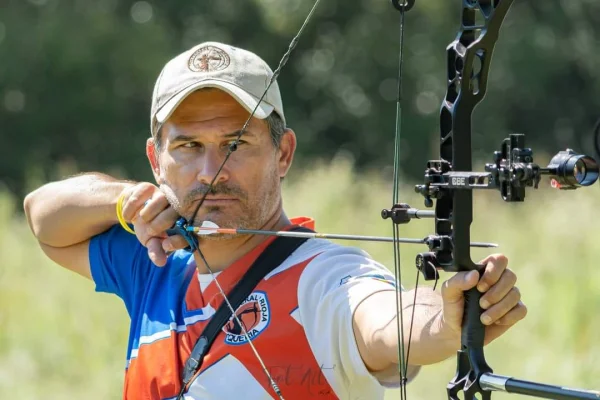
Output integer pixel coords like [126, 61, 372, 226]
[150, 41, 285, 137]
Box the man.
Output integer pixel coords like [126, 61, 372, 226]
[23, 42, 526, 399]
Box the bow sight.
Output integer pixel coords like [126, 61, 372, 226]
[413, 133, 599, 204]
[384, 132, 599, 277]
[383, 134, 599, 280]
[382, 0, 600, 399]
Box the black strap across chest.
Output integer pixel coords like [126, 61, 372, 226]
[177, 226, 314, 398]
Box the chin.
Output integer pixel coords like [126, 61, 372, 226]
[187, 207, 234, 228]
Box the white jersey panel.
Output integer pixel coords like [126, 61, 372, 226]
[294, 240, 419, 399]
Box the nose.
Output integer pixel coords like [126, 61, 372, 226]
[196, 144, 230, 186]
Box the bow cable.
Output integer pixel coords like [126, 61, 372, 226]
[171, 1, 325, 398]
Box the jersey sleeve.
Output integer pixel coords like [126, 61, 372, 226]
[297, 243, 420, 399]
[88, 224, 153, 315]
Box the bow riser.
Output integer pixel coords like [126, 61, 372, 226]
[429, 2, 515, 399]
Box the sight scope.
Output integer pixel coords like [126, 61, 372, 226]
[545, 149, 599, 189]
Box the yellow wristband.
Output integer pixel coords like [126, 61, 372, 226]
[116, 193, 136, 235]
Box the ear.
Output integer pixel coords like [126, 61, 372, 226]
[277, 128, 297, 179]
[146, 138, 164, 185]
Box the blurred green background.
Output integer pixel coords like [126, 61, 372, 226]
[1, 0, 600, 398]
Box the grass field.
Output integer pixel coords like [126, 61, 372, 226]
[1, 157, 599, 399]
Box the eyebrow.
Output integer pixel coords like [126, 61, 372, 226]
[170, 130, 255, 143]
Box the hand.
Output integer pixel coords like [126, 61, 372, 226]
[119, 182, 188, 266]
[440, 254, 527, 346]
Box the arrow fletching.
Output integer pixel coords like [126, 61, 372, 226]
[193, 220, 220, 235]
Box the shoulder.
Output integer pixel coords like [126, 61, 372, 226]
[286, 240, 396, 398]
[270, 238, 391, 275]
[298, 239, 395, 290]
[266, 238, 395, 300]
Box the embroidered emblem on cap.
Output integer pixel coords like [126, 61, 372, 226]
[188, 45, 231, 72]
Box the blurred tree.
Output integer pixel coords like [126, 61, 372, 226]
[1, 0, 599, 202]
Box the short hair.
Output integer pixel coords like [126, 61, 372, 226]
[265, 111, 286, 147]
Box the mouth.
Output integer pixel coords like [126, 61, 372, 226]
[196, 196, 238, 203]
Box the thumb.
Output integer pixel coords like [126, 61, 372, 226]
[442, 270, 480, 304]
[441, 270, 480, 328]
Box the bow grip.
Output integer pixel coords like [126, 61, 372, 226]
[447, 264, 492, 400]
[462, 269, 486, 348]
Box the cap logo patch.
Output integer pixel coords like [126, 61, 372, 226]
[188, 45, 230, 72]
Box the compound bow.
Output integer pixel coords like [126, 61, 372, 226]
[167, 0, 600, 399]
[383, 1, 600, 399]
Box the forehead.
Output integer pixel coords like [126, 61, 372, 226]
[156, 88, 270, 143]
[164, 89, 268, 134]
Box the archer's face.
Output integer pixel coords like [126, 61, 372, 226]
[147, 89, 295, 232]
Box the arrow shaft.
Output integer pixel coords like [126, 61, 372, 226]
[192, 227, 497, 248]
[236, 229, 425, 244]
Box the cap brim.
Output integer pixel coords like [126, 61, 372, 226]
[155, 79, 275, 124]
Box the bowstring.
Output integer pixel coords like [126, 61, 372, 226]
[394, 4, 422, 396]
[178, 1, 324, 398]
[392, 3, 410, 400]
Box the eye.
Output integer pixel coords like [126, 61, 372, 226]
[181, 142, 201, 149]
[227, 139, 246, 147]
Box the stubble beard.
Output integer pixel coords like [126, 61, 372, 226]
[159, 171, 281, 242]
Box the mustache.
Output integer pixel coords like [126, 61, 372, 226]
[184, 183, 246, 203]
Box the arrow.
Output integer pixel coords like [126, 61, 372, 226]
[188, 221, 498, 248]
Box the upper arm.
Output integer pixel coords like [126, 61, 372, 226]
[39, 224, 154, 314]
[40, 239, 92, 280]
[296, 243, 403, 397]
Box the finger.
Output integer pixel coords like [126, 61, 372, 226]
[480, 268, 517, 309]
[121, 183, 156, 222]
[161, 235, 190, 253]
[441, 270, 480, 305]
[147, 237, 168, 267]
[138, 193, 170, 224]
[477, 253, 508, 292]
[483, 302, 527, 345]
[493, 301, 528, 326]
[132, 217, 152, 246]
[480, 287, 521, 325]
[146, 207, 180, 237]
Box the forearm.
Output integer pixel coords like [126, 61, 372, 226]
[23, 173, 135, 247]
[364, 288, 458, 368]
[383, 287, 460, 365]
[391, 288, 459, 366]
[355, 288, 460, 373]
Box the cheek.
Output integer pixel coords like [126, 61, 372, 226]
[161, 159, 197, 187]
[251, 159, 281, 194]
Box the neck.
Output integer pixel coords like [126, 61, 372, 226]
[192, 208, 291, 274]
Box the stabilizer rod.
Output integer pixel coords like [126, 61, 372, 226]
[480, 373, 600, 399]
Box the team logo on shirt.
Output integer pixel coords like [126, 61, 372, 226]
[339, 274, 396, 287]
[223, 291, 271, 345]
